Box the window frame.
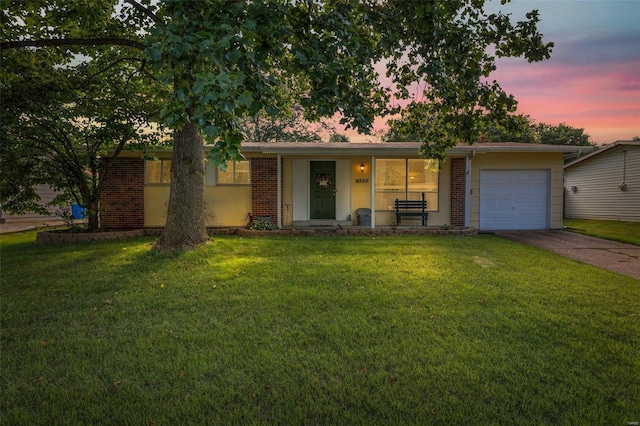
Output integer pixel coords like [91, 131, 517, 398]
[375, 158, 439, 211]
[145, 159, 172, 185]
[206, 161, 251, 186]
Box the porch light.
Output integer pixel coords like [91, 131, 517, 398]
[360, 163, 365, 174]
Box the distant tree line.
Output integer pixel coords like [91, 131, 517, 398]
[239, 105, 350, 143]
[382, 108, 595, 147]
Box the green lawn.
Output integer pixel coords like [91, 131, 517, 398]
[1, 232, 638, 424]
[564, 219, 640, 246]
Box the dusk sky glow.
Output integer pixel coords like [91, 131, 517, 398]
[488, 0, 640, 144]
[360, 0, 640, 145]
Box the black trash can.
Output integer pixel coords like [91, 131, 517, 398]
[356, 208, 371, 226]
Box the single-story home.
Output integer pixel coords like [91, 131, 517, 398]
[100, 142, 587, 232]
[564, 140, 639, 222]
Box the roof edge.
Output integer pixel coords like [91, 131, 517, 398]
[108, 141, 594, 157]
[236, 141, 590, 156]
[564, 140, 639, 168]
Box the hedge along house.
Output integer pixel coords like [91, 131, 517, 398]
[100, 142, 585, 232]
[564, 140, 639, 222]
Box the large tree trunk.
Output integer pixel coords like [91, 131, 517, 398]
[154, 121, 209, 251]
[86, 199, 99, 231]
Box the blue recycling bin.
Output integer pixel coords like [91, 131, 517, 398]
[70, 204, 85, 219]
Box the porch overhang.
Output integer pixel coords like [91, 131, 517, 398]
[208, 141, 592, 158]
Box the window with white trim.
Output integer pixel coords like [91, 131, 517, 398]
[375, 159, 439, 210]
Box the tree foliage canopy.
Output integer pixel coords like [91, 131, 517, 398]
[138, 0, 553, 163]
[1, 1, 167, 229]
[2, 0, 553, 249]
[384, 111, 594, 147]
[241, 106, 326, 143]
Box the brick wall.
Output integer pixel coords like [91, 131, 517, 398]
[100, 157, 144, 230]
[450, 157, 466, 227]
[250, 158, 280, 222]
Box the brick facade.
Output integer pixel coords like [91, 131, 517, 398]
[250, 157, 280, 222]
[100, 157, 145, 230]
[450, 157, 466, 227]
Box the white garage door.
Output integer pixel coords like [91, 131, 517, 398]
[480, 170, 549, 231]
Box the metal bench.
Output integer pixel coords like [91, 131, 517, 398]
[395, 193, 428, 226]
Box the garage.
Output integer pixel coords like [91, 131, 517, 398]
[479, 170, 550, 231]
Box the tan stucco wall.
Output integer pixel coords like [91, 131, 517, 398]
[351, 155, 374, 223]
[144, 184, 251, 227]
[144, 186, 170, 227]
[204, 186, 252, 226]
[469, 152, 564, 230]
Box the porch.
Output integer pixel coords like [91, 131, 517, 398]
[258, 223, 476, 236]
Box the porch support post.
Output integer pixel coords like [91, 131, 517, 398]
[277, 154, 282, 228]
[370, 155, 376, 228]
[465, 154, 472, 228]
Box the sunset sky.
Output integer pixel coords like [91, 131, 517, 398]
[360, 0, 640, 145]
[488, 0, 640, 144]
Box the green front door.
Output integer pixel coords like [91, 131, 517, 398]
[310, 161, 336, 219]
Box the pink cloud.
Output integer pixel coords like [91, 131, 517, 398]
[355, 1, 640, 143]
[361, 28, 640, 145]
[492, 57, 640, 142]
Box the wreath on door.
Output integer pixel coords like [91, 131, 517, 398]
[315, 173, 332, 189]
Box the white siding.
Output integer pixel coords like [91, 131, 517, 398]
[1, 184, 66, 222]
[565, 145, 640, 221]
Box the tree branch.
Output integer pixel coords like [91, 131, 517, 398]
[124, 0, 163, 25]
[77, 56, 144, 90]
[0, 38, 145, 51]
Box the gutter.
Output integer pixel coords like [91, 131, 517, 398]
[122, 142, 592, 158]
[234, 142, 590, 157]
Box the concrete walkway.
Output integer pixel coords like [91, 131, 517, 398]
[496, 230, 640, 281]
[0, 220, 64, 235]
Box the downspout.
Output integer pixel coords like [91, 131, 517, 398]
[622, 150, 627, 186]
[277, 154, 282, 228]
[465, 153, 473, 228]
[371, 155, 376, 228]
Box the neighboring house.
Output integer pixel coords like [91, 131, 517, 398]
[100, 142, 585, 232]
[564, 140, 639, 222]
[0, 184, 66, 223]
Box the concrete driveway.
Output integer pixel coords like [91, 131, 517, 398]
[496, 230, 640, 281]
[0, 219, 64, 235]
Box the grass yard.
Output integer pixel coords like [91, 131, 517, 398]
[1, 231, 638, 424]
[564, 218, 640, 246]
